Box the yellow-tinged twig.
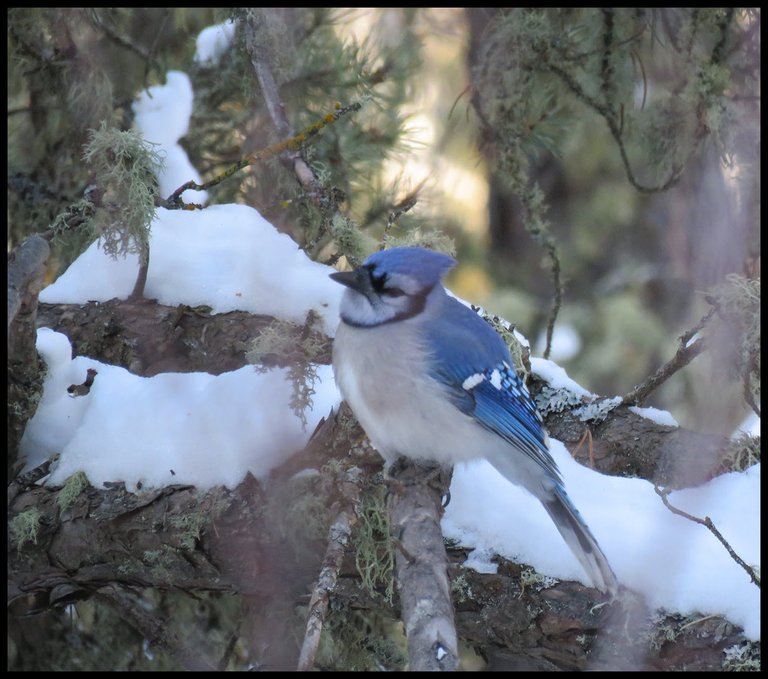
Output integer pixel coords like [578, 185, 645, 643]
[162, 101, 363, 209]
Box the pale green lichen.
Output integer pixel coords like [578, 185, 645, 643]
[471, 305, 530, 377]
[450, 572, 473, 604]
[82, 122, 161, 259]
[331, 213, 370, 265]
[316, 609, 406, 671]
[722, 640, 761, 671]
[534, 385, 585, 416]
[648, 614, 682, 651]
[246, 310, 327, 428]
[574, 396, 622, 423]
[142, 545, 179, 581]
[10, 507, 43, 550]
[353, 485, 395, 605]
[57, 470, 89, 513]
[720, 434, 760, 473]
[169, 510, 208, 551]
[519, 566, 557, 591]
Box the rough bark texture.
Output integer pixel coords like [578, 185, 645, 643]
[387, 462, 459, 671]
[34, 298, 728, 487]
[10, 453, 755, 671]
[447, 554, 752, 671]
[545, 404, 731, 489]
[8, 287, 756, 671]
[36, 299, 332, 378]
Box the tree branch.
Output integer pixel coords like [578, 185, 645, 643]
[35, 298, 731, 488]
[387, 462, 459, 671]
[654, 484, 760, 588]
[95, 584, 217, 671]
[8, 235, 49, 340]
[621, 306, 716, 406]
[297, 410, 364, 671]
[243, 10, 317, 191]
[36, 299, 332, 377]
[297, 493, 358, 670]
[8, 235, 50, 473]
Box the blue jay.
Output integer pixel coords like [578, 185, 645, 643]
[330, 246, 618, 595]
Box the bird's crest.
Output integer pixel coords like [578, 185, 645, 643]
[364, 247, 456, 290]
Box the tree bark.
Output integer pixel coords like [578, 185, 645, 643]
[8, 291, 750, 671]
[34, 298, 728, 487]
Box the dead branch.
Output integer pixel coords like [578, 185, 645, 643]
[654, 484, 760, 588]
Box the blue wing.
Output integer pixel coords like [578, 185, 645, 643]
[424, 297, 561, 481]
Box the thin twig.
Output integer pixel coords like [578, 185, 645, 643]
[542, 242, 562, 360]
[88, 9, 161, 74]
[654, 485, 760, 589]
[217, 633, 239, 671]
[621, 337, 704, 406]
[678, 613, 721, 632]
[95, 585, 217, 671]
[244, 11, 316, 190]
[129, 243, 150, 300]
[239, 10, 370, 259]
[160, 102, 361, 209]
[144, 9, 171, 86]
[297, 504, 358, 671]
[548, 61, 687, 194]
[621, 308, 716, 405]
[571, 427, 595, 469]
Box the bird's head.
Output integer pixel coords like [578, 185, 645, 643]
[330, 247, 456, 327]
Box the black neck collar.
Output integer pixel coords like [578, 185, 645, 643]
[340, 291, 428, 328]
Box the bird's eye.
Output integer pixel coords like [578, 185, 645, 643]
[368, 267, 387, 292]
[367, 266, 406, 297]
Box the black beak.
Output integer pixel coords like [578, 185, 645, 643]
[330, 269, 365, 292]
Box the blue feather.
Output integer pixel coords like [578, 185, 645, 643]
[364, 247, 456, 290]
[426, 297, 560, 481]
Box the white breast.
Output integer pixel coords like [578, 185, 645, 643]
[332, 320, 495, 466]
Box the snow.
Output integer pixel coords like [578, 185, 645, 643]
[40, 204, 342, 336]
[131, 70, 208, 204]
[629, 405, 680, 428]
[195, 19, 236, 65]
[21, 329, 339, 490]
[21, 42, 760, 643]
[531, 356, 594, 397]
[444, 449, 759, 640]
